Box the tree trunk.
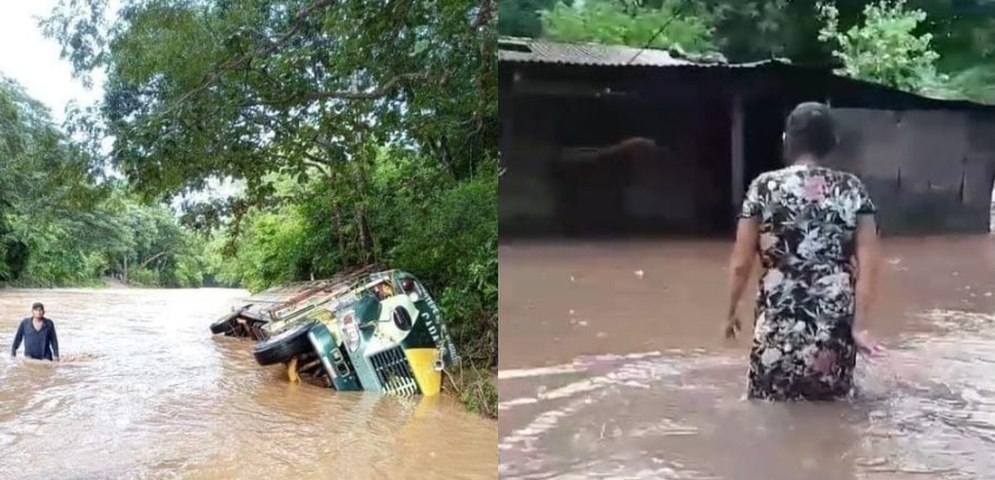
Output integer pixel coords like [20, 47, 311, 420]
[353, 148, 377, 261]
[334, 206, 346, 270]
[139, 251, 169, 269]
[327, 169, 348, 271]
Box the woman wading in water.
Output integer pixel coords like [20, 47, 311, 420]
[724, 102, 885, 401]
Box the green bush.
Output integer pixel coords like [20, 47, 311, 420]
[818, 0, 942, 94]
[386, 171, 498, 366]
[126, 267, 159, 287]
[540, 0, 718, 55]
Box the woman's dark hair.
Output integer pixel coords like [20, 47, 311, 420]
[782, 102, 838, 163]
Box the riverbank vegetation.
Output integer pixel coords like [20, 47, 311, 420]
[26, 0, 497, 417]
[0, 78, 208, 288]
[502, 0, 995, 104]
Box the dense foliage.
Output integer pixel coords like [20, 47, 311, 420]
[0, 77, 206, 288]
[540, 0, 717, 55]
[817, 0, 946, 95]
[43, 0, 498, 416]
[501, 0, 995, 103]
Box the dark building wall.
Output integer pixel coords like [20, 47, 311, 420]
[830, 109, 995, 234]
[730, 68, 995, 235]
[499, 61, 995, 238]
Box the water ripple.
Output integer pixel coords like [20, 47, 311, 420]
[0, 288, 496, 479]
[500, 309, 995, 480]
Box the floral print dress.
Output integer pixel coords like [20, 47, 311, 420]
[739, 165, 876, 401]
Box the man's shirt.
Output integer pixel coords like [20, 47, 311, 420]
[11, 317, 59, 360]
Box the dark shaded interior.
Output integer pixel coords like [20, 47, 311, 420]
[742, 98, 789, 195]
[500, 67, 743, 238]
[544, 94, 735, 237]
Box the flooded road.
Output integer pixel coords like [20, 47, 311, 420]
[498, 234, 995, 480]
[0, 288, 496, 480]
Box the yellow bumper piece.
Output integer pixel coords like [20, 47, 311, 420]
[287, 357, 300, 383]
[404, 348, 442, 396]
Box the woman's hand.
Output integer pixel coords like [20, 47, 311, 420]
[853, 329, 886, 360]
[723, 314, 742, 339]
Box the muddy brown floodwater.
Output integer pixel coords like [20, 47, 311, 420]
[0, 288, 496, 480]
[499, 234, 995, 480]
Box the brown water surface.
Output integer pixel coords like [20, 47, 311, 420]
[0, 288, 496, 480]
[498, 235, 995, 480]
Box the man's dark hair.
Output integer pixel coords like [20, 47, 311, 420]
[31, 302, 44, 310]
[783, 102, 838, 163]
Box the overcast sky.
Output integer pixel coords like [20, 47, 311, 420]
[0, 0, 105, 125]
[0, 0, 241, 205]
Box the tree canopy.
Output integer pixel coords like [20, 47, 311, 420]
[500, 0, 995, 103]
[44, 0, 495, 216]
[0, 76, 208, 288]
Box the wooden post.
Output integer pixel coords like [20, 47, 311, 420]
[731, 93, 745, 214]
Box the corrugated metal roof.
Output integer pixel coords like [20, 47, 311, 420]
[498, 36, 784, 68]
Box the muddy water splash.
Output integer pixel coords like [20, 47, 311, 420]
[0, 288, 495, 480]
[499, 235, 995, 480]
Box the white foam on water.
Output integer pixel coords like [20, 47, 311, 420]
[498, 352, 678, 413]
[497, 351, 663, 381]
[498, 352, 742, 478]
[497, 364, 583, 381]
[498, 397, 539, 411]
[498, 357, 671, 454]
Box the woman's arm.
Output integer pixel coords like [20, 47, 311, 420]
[851, 175, 880, 331]
[727, 218, 760, 322]
[854, 214, 880, 330]
[725, 175, 764, 337]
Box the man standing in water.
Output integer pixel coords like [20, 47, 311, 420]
[11, 302, 60, 362]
